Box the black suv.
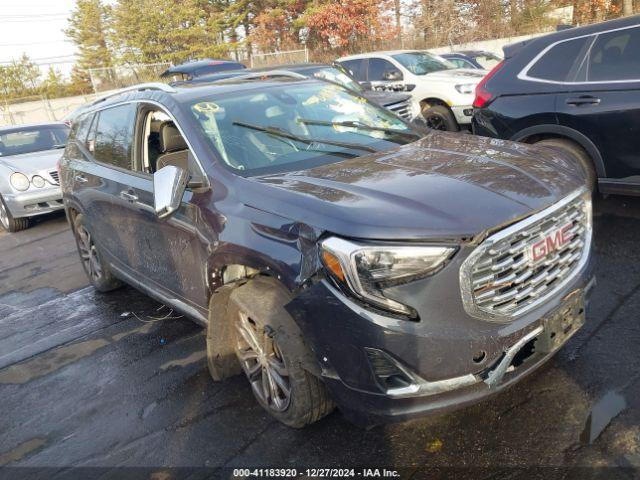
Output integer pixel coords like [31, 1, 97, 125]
[472, 15, 640, 195]
[60, 79, 593, 427]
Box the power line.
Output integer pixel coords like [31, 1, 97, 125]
[0, 40, 73, 47]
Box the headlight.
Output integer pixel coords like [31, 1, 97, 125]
[320, 237, 455, 317]
[455, 84, 476, 94]
[32, 175, 46, 188]
[10, 172, 30, 191]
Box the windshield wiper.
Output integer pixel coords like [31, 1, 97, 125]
[297, 118, 418, 140]
[232, 121, 378, 154]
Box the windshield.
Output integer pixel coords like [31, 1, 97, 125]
[0, 125, 69, 157]
[306, 66, 363, 93]
[472, 53, 502, 69]
[392, 52, 455, 75]
[188, 81, 420, 176]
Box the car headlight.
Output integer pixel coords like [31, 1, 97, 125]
[320, 237, 455, 317]
[32, 175, 46, 188]
[10, 172, 30, 191]
[455, 84, 476, 95]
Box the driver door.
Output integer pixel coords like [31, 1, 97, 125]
[367, 58, 404, 91]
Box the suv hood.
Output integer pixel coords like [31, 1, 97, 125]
[363, 90, 411, 108]
[422, 68, 487, 83]
[246, 131, 586, 240]
[0, 148, 63, 174]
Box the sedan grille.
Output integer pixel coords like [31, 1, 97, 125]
[460, 189, 592, 321]
[387, 101, 412, 120]
[49, 170, 60, 185]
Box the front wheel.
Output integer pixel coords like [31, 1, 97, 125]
[0, 195, 29, 232]
[229, 277, 335, 428]
[72, 213, 122, 292]
[421, 105, 459, 132]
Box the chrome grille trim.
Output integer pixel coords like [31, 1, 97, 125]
[460, 188, 592, 322]
[387, 101, 412, 120]
[49, 170, 60, 185]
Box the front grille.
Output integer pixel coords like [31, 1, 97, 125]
[49, 170, 60, 184]
[387, 101, 412, 120]
[460, 189, 591, 321]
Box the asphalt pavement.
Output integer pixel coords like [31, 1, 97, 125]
[0, 198, 639, 478]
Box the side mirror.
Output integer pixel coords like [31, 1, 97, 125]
[360, 81, 373, 91]
[153, 165, 188, 219]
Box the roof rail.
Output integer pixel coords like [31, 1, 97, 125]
[92, 82, 176, 106]
[217, 70, 308, 83]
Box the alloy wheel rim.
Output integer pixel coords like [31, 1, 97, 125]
[235, 311, 291, 412]
[426, 114, 447, 131]
[0, 200, 8, 229]
[76, 225, 103, 282]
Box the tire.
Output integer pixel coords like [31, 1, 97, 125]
[228, 276, 334, 428]
[421, 104, 459, 132]
[0, 195, 29, 232]
[535, 138, 597, 191]
[72, 213, 122, 292]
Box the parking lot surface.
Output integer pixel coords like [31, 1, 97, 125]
[0, 199, 639, 475]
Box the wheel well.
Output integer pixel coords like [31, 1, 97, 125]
[420, 98, 450, 111]
[520, 133, 566, 144]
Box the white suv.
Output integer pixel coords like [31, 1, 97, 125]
[338, 50, 487, 131]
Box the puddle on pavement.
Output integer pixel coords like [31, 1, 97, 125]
[581, 391, 627, 444]
[0, 322, 154, 385]
[0, 437, 47, 466]
[160, 350, 206, 371]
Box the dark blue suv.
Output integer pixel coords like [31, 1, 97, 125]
[60, 79, 594, 427]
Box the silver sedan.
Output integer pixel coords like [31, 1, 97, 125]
[0, 123, 69, 232]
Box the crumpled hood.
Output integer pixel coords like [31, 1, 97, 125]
[246, 131, 586, 240]
[0, 148, 63, 174]
[423, 68, 488, 83]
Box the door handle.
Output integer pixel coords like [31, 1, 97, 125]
[566, 96, 601, 106]
[75, 174, 88, 183]
[119, 191, 138, 203]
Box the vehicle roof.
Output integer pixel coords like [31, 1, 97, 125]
[161, 59, 246, 76]
[82, 77, 327, 113]
[0, 122, 67, 133]
[252, 63, 330, 72]
[505, 14, 640, 58]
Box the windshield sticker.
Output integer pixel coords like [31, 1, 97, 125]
[192, 102, 221, 113]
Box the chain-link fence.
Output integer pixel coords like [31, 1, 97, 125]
[87, 62, 171, 93]
[250, 49, 309, 68]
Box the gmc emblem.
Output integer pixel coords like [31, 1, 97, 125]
[530, 223, 574, 263]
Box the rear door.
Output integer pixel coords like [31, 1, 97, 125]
[555, 25, 640, 180]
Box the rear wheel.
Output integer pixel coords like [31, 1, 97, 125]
[535, 138, 597, 191]
[421, 105, 459, 132]
[0, 195, 29, 233]
[72, 213, 122, 292]
[228, 277, 335, 428]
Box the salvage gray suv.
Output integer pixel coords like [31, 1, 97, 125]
[60, 79, 594, 427]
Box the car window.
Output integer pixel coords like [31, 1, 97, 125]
[588, 26, 640, 81]
[368, 58, 402, 81]
[473, 54, 501, 69]
[527, 37, 590, 82]
[91, 103, 137, 170]
[307, 66, 363, 93]
[0, 125, 68, 157]
[449, 58, 474, 69]
[188, 82, 419, 176]
[392, 52, 454, 75]
[339, 59, 366, 81]
[72, 113, 94, 147]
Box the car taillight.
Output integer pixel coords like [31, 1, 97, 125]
[473, 61, 504, 108]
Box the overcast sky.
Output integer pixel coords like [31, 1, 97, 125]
[0, 0, 77, 75]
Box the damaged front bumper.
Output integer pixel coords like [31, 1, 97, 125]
[287, 252, 595, 426]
